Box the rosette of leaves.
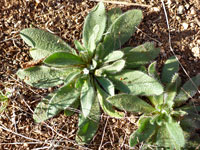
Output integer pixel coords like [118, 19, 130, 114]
[107, 56, 200, 149]
[17, 2, 163, 144]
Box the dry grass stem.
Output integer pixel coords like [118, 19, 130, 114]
[89, 0, 152, 8]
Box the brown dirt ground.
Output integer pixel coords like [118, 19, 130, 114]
[0, 0, 200, 149]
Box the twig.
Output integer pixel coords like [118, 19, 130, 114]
[98, 116, 109, 150]
[89, 0, 151, 8]
[0, 124, 41, 142]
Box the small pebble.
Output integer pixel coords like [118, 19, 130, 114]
[197, 40, 200, 45]
[190, 7, 196, 15]
[182, 23, 189, 30]
[177, 5, 184, 14]
[185, 3, 190, 9]
[191, 47, 200, 57]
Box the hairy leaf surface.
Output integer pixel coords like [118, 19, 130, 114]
[111, 70, 164, 95]
[107, 94, 155, 113]
[20, 28, 74, 59]
[17, 66, 72, 88]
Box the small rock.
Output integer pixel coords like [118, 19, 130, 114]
[191, 47, 200, 57]
[190, 23, 195, 28]
[182, 23, 189, 30]
[185, 3, 190, 9]
[152, 7, 160, 12]
[177, 5, 184, 14]
[176, 16, 181, 21]
[197, 40, 200, 45]
[190, 7, 196, 15]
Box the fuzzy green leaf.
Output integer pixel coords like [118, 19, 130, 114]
[74, 40, 85, 52]
[148, 61, 159, 79]
[148, 95, 164, 107]
[174, 74, 200, 106]
[180, 106, 200, 149]
[17, 66, 73, 88]
[123, 42, 160, 68]
[64, 99, 80, 116]
[80, 79, 95, 118]
[106, 8, 122, 30]
[129, 117, 156, 147]
[44, 52, 84, 67]
[161, 56, 179, 84]
[164, 73, 181, 108]
[76, 96, 100, 144]
[47, 84, 80, 118]
[96, 77, 114, 96]
[64, 70, 81, 85]
[33, 94, 54, 123]
[107, 94, 155, 113]
[103, 50, 124, 64]
[156, 121, 185, 150]
[20, 28, 74, 60]
[110, 70, 164, 96]
[96, 59, 125, 76]
[102, 9, 142, 56]
[180, 106, 200, 132]
[83, 2, 106, 53]
[96, 82, 124, 118]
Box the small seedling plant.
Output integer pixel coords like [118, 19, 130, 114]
[0, 91, 9, 113]
[17, 2, 164, 144]
[107, 56, 200, 149]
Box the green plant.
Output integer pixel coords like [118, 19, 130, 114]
[0, 90, 10, 113]
[17, 2, 163, 144]
[107, 56, 200, 149]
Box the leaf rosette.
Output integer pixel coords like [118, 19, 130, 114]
[107, 56, 200, 149]
[17, 2, 163, 144]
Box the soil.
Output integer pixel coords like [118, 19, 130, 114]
[0, 0, 200, 149]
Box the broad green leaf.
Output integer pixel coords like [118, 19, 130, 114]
[174, 74, 200, 106]
[106, 8, 122, 30]
[156, 121, 185, 150]
[164, 73, 180, 108]
[80, 79, 95, 118]
[103, 50, 124, 64]
[148, 95, 164, 108]
[123, 42, 160, 68]
[47, 84, 80, 118]
[83, 2, 106, 53]
[107, 94, 155, 113]
[180, 105, 200, 150]
[94, 43, 105, 61]
[33, 93, 54, 123]
[129, 117, 156, 147]
[96, 82, 124, 118]
[161, 56, 179, 84]
[74, 40, 85, 52]
[110, 70, 164, 96]
[180, 106, 200, 133]
[20, 28, 75, 60]
[76, 96, 100, 144]
[148, 61, 159, 80]
[102, 9, 143, 56]
[96, 77, 114, 96]
[64, 70, 81, 85]
[75, 77, 85, 89]
[64, 99, 80, 116]
[44, 52, 84, 67]
[17, 66, 72, 88]
[95, 59, 125, 76]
